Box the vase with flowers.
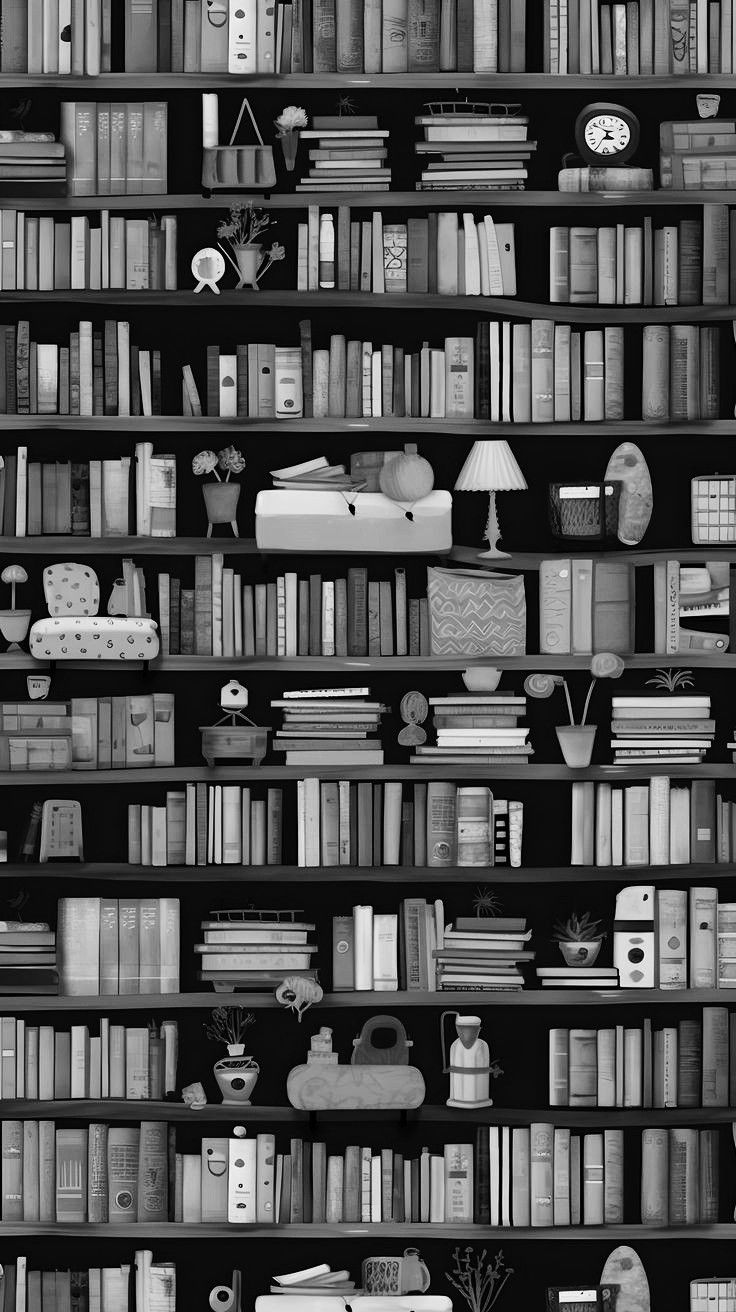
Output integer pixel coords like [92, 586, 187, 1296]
[274, 104, 308, 171]
[524, 651, 625, 767]
[216, 202, 285, 290]
[205, 1007, 259, 1105]
[193, 446, 246, 537]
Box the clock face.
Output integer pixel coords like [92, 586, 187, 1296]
[583, 113, 631, 156]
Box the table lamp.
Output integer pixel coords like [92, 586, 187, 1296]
[454, 440, 527, 558]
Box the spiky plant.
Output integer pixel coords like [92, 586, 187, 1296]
[445, 1248, 513, 1312]
[473, 887, 502, 918]
[204, 1007, 255, 1047]
[645, 667, 694, 692]
[552, 911, 605, 942]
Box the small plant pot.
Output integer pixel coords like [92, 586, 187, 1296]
[558, 939, 603, 968]
[0, 608, 31, 650]
[234, 244, 263, 290]
[202, 482, 241, 538]
[556, 724, 597, 767]
[213, 1045, 260, 1105]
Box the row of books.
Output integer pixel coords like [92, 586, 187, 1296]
[61, 102, 167, 197]
[610, 692, 715, 764]
[56, 897, 180, 997]
[0, 1256, 173, 1312]
[156, 566, 432, 659]
[196, 911, 317, 991]
[123, 782, 523, 869]
[549, 207, 736, 306]
[570, 777, 722, 867]
[0, 321, 162, 416]
[298, 209, 517, 296]
[539, 559, 634, 656]
[270, 689, 387, 767]
[654, 560, 728, 654]
[549, 1009, 736, 1109]
[418, 696, 531, 766]
[0, 0, 111, 75]
[194, 321, 722, 424]
[543, 0, 733, 74]
[295, 116, 392, 194]
[0, 1017, 177, 1102]
[0, 212, 178, 292]
[0, 445, 176, 538]
[0, 695, 175, 774]
[414, 108, 534, 192]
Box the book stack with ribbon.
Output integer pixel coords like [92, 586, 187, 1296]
[435, 914, 533, 991]
[414, 102, 535, 191]
[297, 116, 391, 193]
[270, 687, 389, 766]
[195, 909, 318, 992]
[412, 692, 531, 765]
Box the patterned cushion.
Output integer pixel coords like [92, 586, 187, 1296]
[42, 562, 100, 617]
[29, 616, 159, 661]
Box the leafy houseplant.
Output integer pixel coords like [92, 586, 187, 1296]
[524, 651, 625, 767]
[552, 911, 606, 967]
[204, 1007, 260, 1105]
[216, 202, 285, 290]
[192, 446, 246, 538]
[445, 1248, 513, 1312]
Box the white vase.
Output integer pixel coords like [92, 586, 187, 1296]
[213, 1044, 260, 1104]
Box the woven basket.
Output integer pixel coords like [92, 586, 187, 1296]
[548, 481, 621, 541]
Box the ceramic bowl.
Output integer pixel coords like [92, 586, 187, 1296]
[462, 666, 502, 692]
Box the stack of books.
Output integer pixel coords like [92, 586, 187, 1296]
[610, 691, 714, 763]
[415, 692, 531, 765]
[270, 1266, 356, 1297]
[661, 120, 736, 190]
[0, 131, 66, 196]
[270, 688, 389, 766]
[536, 964, 619, 989]
[0, 921, 57, 996]
[195, 910, 317, 992]
[297, 116, 391, 193]
[269, 456, 362, 490]
[435, 914, 533, 991]
[414, 104, 534, 192]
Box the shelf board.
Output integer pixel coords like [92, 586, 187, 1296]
[2, 1101, 733, 1126]
[0, 416, 730, 436]
[451, 545, 736, 567]
[3, 290, 736, 321]
[0, 1221, 733, 1239]
[0, 191, 728, 212]
[1, 765, 735, 785]
[6, 989, 734, 1012]
[0, 72, 734, 89]
[5, 863, 736, 884]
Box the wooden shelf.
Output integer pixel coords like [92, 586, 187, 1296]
[3, 290, 736, 321]
[4, 1101, 735, 1126]
[6, 990, 733, 1012]
[0, 72, 734, 89]
[1, 765, 735, 785]
[0, 416, 729, 436]
[0, 1221, 733, 1239]
[0, 191, 729, 212]
[5, 863, 735, 885]
[451, 545, 736, 567]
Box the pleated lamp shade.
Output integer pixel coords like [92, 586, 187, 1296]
[454, 440, 527, 492]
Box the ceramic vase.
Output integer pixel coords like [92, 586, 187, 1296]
[279, 130, 299, 171]
[556, 724, 596, 767]
[0, 609, 31, 650]
[202, 482, 241, 538]
[559, 939, 603, 968]
[213, 1043, 259, 1104]
[233, 244, 264, 290]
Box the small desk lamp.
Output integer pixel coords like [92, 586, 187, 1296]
[454, 440, 527, 558]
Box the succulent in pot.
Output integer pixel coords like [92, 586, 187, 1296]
[552, 911, 606, 967]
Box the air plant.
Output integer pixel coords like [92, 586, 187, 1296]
[524, 651, 625, 726]
[552, 911, 606, 942]
[192, 446, 246, 483]
[645, 667, 695, 692]
[204, 1007, 256, 1048]
[473, 887, 502, 918]
[445, 1248, 513, 1312]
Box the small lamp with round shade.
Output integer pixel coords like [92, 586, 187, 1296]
[454, 440, 527, 559]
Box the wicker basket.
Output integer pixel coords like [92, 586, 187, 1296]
[548, 481, 621, 541]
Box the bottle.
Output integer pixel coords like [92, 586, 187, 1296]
[319, 213, 335, 288]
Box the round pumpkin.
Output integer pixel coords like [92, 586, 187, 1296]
[379, 446, 434, 502]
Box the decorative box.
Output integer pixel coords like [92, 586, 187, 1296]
[255, 490, 452, 553]
[548, 481, 622, 541]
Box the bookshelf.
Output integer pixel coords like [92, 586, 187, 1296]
[2, 6, 736, 1310]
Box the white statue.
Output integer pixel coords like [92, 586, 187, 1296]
[440, 1011, 500, 1109]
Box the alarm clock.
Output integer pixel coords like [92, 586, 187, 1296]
[574, 102, 640, 165]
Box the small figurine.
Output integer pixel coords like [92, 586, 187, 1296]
[306, 1026, 337, 1062]
[398, 690, 429, 747]
[182, 1081, 208, 1109]
[440, 1011, 502, 1109]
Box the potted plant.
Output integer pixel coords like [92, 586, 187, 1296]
[524, 651, 625, 767]
[192, 446, 246, 537]
[645, 667, 694, 693]
[204, 1006, 259, 1105]
[0, 564, 31, 650]
[274, 104, 308, 172]
[216, 201, 285, 290]
[552, 911, 606, 967]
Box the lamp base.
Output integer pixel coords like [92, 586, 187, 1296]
[477, 546, 511, 559]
